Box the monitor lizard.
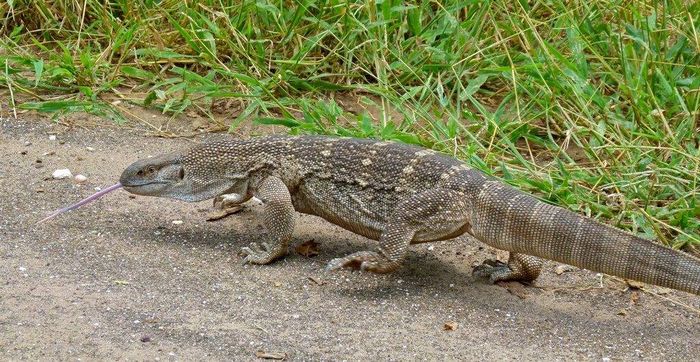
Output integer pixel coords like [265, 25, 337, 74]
[118, 135, 700, 295]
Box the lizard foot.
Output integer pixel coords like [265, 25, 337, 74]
[472, 259, 513, 283]
[472, 256, 540, 283]
[325, 251, 399, 274]
[241, 242, 286, 265]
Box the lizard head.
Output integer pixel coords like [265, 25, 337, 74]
[120, 144, 252, 202]
[119, 152, 192, 200]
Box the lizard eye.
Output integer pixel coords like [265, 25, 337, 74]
[178, 168, 185, 180]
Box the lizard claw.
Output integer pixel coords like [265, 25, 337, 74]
[325, 251, 399, 274]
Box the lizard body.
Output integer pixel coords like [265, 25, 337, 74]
[120, 135, 700, 295]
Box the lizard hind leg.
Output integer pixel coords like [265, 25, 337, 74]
[473, 252, 544, 283]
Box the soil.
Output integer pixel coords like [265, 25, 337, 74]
[1, 114, 698, 360]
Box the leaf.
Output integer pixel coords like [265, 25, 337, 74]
[295, 240, 319, 257]
[121, 66, 155, 80]
[254, 117, 300, 128]
[461, 74, 489, 100]
[443, 321, 457, 331]
[206, 205, 244, 221]
[32, 59, 43, 87]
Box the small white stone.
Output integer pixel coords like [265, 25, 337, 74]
[24, 141, 32, 146]
[427, 245, 434, 251]
[172, 220, 183, 225]
[52, 169, 73, 179]
[94, 187, 101, 191]
[74, 174, 88, 183]
[18, 266, 26, 272]
[48, 135, 57, 141]
[86, 147, 95, 152]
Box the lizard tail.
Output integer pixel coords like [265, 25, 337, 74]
[470, 181, 700, 295]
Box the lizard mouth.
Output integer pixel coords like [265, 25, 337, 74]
[121, 180, 168, 188]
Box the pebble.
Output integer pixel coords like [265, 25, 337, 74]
[24, 141, 31, 146]
[52, 169, 73, 179]
[74, 174, 88, 183]
[49, 135, 57, 141]
[172, 220, 184, 225]
[86, 147, 95, 152]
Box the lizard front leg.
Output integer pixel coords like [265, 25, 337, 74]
[327, 188, 470, 273]
[241, 176, 295, 265]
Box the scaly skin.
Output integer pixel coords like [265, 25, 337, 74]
[119, 135, 700, 295]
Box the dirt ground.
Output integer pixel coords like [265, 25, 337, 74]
[1, 114, 698, 360]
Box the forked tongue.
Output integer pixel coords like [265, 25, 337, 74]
[37, 183, 123, 224]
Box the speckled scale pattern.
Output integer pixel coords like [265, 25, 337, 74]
[135, 135, 700, 295]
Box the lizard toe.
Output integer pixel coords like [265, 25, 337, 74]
[241, 243, 286, 265]
[325, 251, 399, 274]
[324, 259, 342, 272]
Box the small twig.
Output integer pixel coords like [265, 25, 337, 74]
[4, 59, 17, 118]
[252, 324, 269, 334]
[641, 289, 700, 315]
[76, 0, 88, 52]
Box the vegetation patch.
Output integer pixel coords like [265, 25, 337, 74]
[1, 0, 698, 247]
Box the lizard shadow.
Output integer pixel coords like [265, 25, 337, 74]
[121, 211, 578, 309]
[121, 218, 694, 333]
[124, 212, 487, 292]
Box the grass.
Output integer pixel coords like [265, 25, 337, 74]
[1, 0, 699, 249]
